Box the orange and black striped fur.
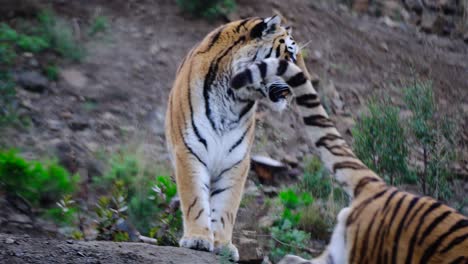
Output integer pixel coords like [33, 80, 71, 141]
[165, 16, 300, 260]
[231, 55, 468, 263]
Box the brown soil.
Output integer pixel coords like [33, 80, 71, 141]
[1, 0, 467, 262]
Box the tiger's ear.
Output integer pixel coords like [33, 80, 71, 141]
[263, 15, 281, 35]
[250, 15, 281, 39]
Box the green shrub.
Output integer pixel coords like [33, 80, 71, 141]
[38, 10, 85, 61]
[404, 82, 457, 200]
[353, 99, 409, 185]
[269, 219, 311, 263]
[0, 149, 79, 206]
[176, 0, 236, 19]
[94, 150, 182, 245]
[16, 34, 49, 52]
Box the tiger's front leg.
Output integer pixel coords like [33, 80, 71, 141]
[174, 151, 214, 252]
[209, 158, 251, 262]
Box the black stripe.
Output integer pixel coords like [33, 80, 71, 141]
[327, 145, 356, 158]
[382, 190, 399, 213]
[405, 202, 443, 264]
[392, 197, 419, 264]
[231, 70, 250, 89]
[204, 36, 246, 129]
[418, 210, 453, 245]
[385, 194, 407, 237]
[419, 219, 468, 264]
[354, 177, 381, 197]
[350, 223, 361, 263]
[221, 217, 225, 228]
[177, 110, 207, 167]
[210, 186, 231, 197]
[287, 72, 307, 87]
[333, 161, 367, 173]
[258, 61, 267, 78]
[360, 210, 380, 263]
[187, 198, 198, 218]
[211, 159, 244, 184]
[275, 45, 281, 58]
[238, 101, 255, 121]
[197, 26, 224, 54]
[296, 93, 320, 108]
[346, 189, 389, 226]
[250, 21, 266, 39]
[235, 18, 250, 32]
[448, 257, 465, 264]
[277, 60, 289, 75]
[194, 208, 204, 220]
[229, 123, 252, 152]
[188, 73, 207, 149]
[303, 114, 334, 127]
[404, 200, 426, 228]
[440, 233, 468, 253]
[265, 47, 273, 58]
[315, 133, 343, 148]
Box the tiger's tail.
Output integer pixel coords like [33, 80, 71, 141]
[231, 57, 383, 198]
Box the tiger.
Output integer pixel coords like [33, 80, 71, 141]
[230, 53, 468, 262]
[164, 15, 303, 261]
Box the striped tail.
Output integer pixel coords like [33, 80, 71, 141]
[231, 58, 383, 198]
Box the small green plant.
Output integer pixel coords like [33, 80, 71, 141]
[45, 64, 59, 81]
[88, 15, 109, 36]
[38, 10, 85, 61]
[353, 99, 409, 185]
[267, 188, 313, 262]
[269, 219, 311, 263]
[0, 149, 79, 207]
[176, 0, 236, 19]
[404, 81, 458, 200]
[95, 180, 130, 241]
[0, 74, 17, 126]
[44, 194, 78, 225]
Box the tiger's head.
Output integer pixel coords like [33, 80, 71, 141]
[233, 15, 299, 70]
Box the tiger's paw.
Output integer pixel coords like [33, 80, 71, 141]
[277, 254, 311, 264]
[179, 236, 214, 252]
[214, 243, 239, 262]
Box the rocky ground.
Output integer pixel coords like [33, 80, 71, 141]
[0, 0, 467, 263]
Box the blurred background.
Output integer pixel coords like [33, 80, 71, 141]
[0, 0, 467, 263]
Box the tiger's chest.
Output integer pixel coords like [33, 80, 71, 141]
[186, 84, 255, 178]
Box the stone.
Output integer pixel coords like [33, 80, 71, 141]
[352, 0, 369, 13]
[46, 120, 64, 131]
[68, 117, 90, 131]
[404, 0, 423, 13]
[8, 213, 32, 224]
[61, 69, 87, 89]
[420, 11, 452, 35]
[5, 238, 15, 244]
[237, 231, 263, 262]
[16, 71, 48, 93]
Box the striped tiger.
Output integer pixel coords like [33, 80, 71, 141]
[165, 15, 302, 260]
[230, 56, 468, 263]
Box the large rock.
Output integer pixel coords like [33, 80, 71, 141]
[16, 71, 49, 93]
[0, 233, 220, 264]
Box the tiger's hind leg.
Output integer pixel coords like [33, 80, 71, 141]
[278, 207, 351, 264]
[209, 159, 251, 262]
[175, 154, 214, 252]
